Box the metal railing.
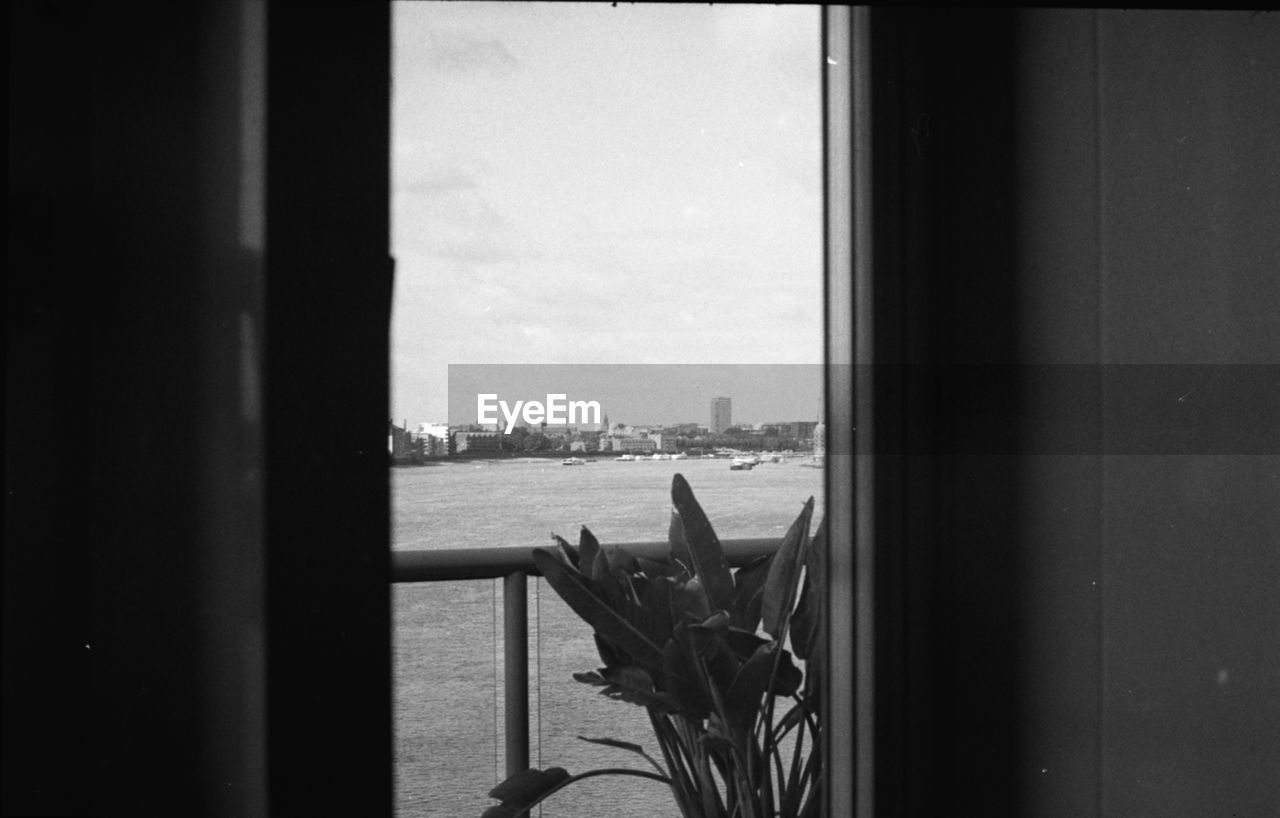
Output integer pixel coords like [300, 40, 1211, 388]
[391, 539, 780, 776]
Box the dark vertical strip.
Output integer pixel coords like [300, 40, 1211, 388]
[866, 8, 907, 816]
[5, 2, 95, 812]
[265, 3, 393, 815]
[821, 6, 857, 817]
[504, 573, 530, 776]
[867, 8, 1024, 815]
[1092, 14, 1108, 817]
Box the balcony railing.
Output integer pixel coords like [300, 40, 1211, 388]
[391, 539, 781, 777]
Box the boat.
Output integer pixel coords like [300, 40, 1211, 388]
[730, 457, 756, 471]
[561, 457, 586, 466]
[614, 454, 636, 462]
[671, 452, 688, 460]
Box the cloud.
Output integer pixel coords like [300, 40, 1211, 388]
[426, 196, 538, 265]
[399, 162, 476, 195]
[426, 31, 519, 76]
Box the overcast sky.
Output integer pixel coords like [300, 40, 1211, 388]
[392, 2, 823, 424]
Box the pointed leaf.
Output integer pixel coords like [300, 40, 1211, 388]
[487, 767, 570, 803]
[662, 637, 711, 717]
[667, 510, 691, 571]
[669, 577, 710, 624]
[697, 610, 731, 631]
[729, 553, 772, 630]
[594, 632, 624, 668]
[573, 666, 680, 712]
[637, 556, 678, 579]
[533, 548, 664, 674]
[725, 642, 778, 715]
[761, 497, 814, 638]
[639, 575, 675, 646]
[670, 474, 736, 614]
[685, 624, 740, 698]
[718, 626, 768, 660]
[577, 735, 645, 755]
[578, 527, 600, 577]
[791, 576, 819, 662]
[798, 518, 828, 699]
[604, 545, 639, 574]
[552, 533, 578, 568]
[773, 648, 803, 697]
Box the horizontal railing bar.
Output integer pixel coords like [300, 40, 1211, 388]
[391, 538, 780, 583]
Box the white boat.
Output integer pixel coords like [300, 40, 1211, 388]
[614, 454, 636, 462]
[730, 457, 757, 471]
[671, 452, 688, 460]
[562, 457, 586, 466]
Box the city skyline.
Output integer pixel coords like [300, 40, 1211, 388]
[443, 364, 822, 429]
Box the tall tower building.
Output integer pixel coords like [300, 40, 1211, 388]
[710, 396, 732, 434]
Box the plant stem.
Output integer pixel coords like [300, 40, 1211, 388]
[504, 768, 675, 818]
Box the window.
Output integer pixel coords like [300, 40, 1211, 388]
[389, 4, 847, 816]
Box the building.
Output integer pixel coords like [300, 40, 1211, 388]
[710, 396, 732, 434]
[649, 432, 676, 453]
[454, 431, 503, 454]
[413, 422, 451, 457]
[611, 435, 657, 454]
[388, 420, 416, 462]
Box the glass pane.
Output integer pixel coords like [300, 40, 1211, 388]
[391, 4, 823, 816]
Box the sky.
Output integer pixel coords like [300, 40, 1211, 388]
[391, 2, 824, 425]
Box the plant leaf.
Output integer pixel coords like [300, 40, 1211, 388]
[669, 577, 710, 625]
[551, 533, 578, 568]
[797, 517, 828, 700]
[533, 548, 664, 674]
[573, 667, 681, 713]
[593, 632, 624, 668]
[729, 553, 772, 631]
[605, 545, 639, 574]
[639, 575, 675, 647]
[578, 527, 600, 577]
[761, 497, 814, 639]
[718, 626, 768, 661]
[636, 556, 678, 579]
[791, 577, 819, 662]
[773, 647, 803, 697]
[577, 735, 645, 754]
[662, 637, 711, 717]
[487, 766, 570, 805]
[670, 474, 736, 614]
[725, 641, 778, 716]
[685, 624, 741, 705]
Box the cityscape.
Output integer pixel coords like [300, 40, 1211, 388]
[389, 395, 823, 464]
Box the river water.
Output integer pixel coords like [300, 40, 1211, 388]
[393, 457, 824, 817]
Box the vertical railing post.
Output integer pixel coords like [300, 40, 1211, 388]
[503, 572, 529, 776]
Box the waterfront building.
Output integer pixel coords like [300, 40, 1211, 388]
[611, 435, 657, 454]
[648, 432, 676, 453]
[454, 431, 503, 454]
[710, 396, 732, 434]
